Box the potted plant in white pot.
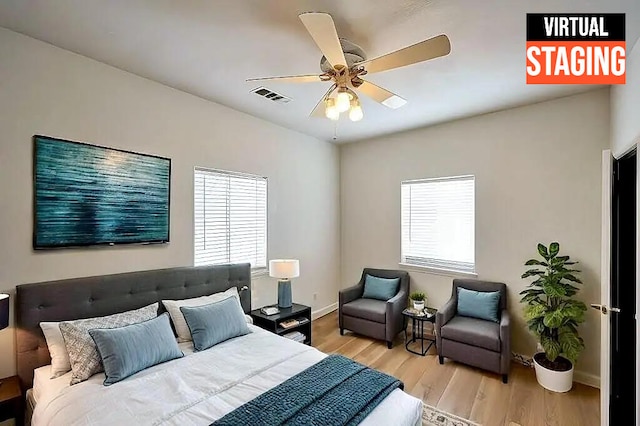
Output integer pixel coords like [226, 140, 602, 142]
[520, 242, 587, 392]
[410, 292, 426, 311]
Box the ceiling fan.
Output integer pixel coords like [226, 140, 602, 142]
[247, 12, 451, 122]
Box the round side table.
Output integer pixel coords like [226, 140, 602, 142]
[402, 307, 437, 356]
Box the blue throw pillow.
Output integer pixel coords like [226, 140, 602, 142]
[361, 274, 400, 301]
[180, 296, 251, 351]
[89, 313, 183, 386]
[456, 287, 501, 322]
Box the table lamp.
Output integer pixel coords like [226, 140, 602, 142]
[269, 259, 300, 309]
[0, 294, 8, 387]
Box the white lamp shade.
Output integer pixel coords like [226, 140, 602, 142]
[269, 259, 300, 279]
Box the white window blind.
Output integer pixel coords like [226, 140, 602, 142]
[194, 168, 267, 271]
[401, 175, 475, 273]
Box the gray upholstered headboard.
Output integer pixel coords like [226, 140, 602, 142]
[15, 263, 251, 390]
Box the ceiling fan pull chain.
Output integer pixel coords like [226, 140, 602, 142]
[333, 121, 339, 141]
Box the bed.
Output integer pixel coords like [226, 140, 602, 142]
[16, 264, 423, 426]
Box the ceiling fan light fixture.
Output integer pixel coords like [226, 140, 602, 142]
[349, 98, 363, 122]
[325, 97, 339, 120]
[252, 13, 450, 123]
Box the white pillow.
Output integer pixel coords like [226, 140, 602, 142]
[40, 322, 71, 379]
[162, 287, 244, 342]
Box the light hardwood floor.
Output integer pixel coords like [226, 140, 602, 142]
[312, 311, 600, 426]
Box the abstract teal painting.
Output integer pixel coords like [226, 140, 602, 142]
[33, 135, 170, 249]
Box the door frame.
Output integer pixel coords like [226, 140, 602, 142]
[601, 149, 612, 426]
[636, 148, 640, 426]
[604, 146, 640, 426]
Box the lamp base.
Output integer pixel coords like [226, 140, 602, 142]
[278, 280, 292, 309]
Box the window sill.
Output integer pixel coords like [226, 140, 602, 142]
[251, 269, 269, 278]
[398, 263, 478, 278]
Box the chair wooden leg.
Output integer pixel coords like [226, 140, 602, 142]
[438, 355, 444, 364]
[502, 374, 508, 384]
[340, 328, 344, 335]
[387, 341, 393, 349]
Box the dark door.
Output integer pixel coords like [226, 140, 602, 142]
[610, 148, 636, 424]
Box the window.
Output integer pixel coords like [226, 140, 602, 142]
[401, 175, 475, 274]
[194, 168, 267, 272]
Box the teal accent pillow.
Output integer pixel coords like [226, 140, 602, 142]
[180, 296, 251, 351]
[89, 313, 183, 386]
[362, 274, 400, 301]
[456, 287, 501, 322]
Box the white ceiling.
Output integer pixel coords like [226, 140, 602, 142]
[1, 0, 638, 143]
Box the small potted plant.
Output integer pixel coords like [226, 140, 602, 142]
[520, 242, 587, 392]
[410, 292, 426, 311]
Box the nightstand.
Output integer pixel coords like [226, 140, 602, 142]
[250, 303, 312, 345]
[0, 376, 23, 425]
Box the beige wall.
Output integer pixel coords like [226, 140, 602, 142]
[0, 28, 341, 378]
[340, 89, 610, 384]
[611, 39, 640, 157]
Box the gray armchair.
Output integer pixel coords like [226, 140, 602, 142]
[339, 268, 409, 349]
[435, 278, 511, 383]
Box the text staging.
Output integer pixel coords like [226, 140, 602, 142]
[526, 14, 626, 84]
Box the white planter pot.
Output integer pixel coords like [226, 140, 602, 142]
[533, 353, 574, 392]
[412, 301, 425, 310]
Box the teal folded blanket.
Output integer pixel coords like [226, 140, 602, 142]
[212, 354, 403, 426]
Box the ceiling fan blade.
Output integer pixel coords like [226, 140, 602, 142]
[246, 74, 322, 83]
[309, 84, 337, 118]
[358, 34, 451, 74]
[299, 12, 347, 69]
[356, 80, 407, 109]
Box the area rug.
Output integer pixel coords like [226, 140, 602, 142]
[422, 404, 481, 426]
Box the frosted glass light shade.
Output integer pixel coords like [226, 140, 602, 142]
[349, 102, 363, 121]
[325, 98, 339, 121]
[269, 259, 300, 279]
[336, 91, 351, 112]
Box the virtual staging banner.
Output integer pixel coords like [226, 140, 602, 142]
[526, 13, 626, 84]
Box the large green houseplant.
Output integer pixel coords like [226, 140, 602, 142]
[520, 242, 587, 392]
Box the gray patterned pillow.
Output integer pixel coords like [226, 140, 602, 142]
[59, 303, 159, 385]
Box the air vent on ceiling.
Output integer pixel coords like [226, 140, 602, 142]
[251, 86, 292, 104]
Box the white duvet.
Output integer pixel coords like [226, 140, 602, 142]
[32, 325, 422, 426]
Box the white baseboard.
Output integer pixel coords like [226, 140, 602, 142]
[512, 352, 600, 388]
[312, 302, 337, 320]
[574, 370, 600, 388]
